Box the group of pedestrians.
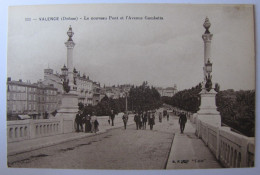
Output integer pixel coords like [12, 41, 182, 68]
[133, 111, 157, 130]
[132, 108, 188, 134]
[158, 111, 170, 123]
[76, 108, 188, 134]
[75, 110, 99, 133]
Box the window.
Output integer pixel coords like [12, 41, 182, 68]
[29, 104, 31, 111]
[18, 104, 21, 112]
[13, 104, 16, 112]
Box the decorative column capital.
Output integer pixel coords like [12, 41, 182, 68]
[65, 41, 75, 48]
[202, 34, 213, 42]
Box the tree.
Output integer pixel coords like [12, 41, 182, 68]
[128, 82, 162, 112]
[162, 83, 202, 113]
[216, 90, 255, 136]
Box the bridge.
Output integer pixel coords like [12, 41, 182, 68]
[7, 109, 255, 169]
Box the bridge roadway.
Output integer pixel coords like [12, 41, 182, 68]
[8, 114, 222, 169]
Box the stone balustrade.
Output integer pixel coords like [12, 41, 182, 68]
[7, 113, 135, 143]
[191, 114, 255, 167]
[7, 118, 62, 143]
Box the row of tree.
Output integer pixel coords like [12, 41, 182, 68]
[79, 81, 162, 116]
[216, 89, 255, 137]
[128, 81, 162, 112]
[162, 84, 255, 137]
[161, 83, 202, 113]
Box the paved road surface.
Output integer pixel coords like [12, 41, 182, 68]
[8, 116, 175, 169]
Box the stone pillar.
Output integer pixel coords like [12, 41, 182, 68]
[65, 26, 76, 92]
[197, 18, 221, 127]
[202, 17, 213, 82]
[56, 26, 78, 133]
[56, 93, 78, 133]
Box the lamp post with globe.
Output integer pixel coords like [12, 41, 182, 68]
[197, 17, 221, 127]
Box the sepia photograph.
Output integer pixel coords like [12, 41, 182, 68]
[2, 2, 257, 174]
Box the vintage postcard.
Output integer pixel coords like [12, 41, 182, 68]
[6, 4, 255, 170]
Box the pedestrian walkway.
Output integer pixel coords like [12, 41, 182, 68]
[166, 117, 222, 169]
[8, 115, 135, 156]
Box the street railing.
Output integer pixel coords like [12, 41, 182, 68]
[7, 118, 62, 142]
[7, 113, 135, 143]
[191, 114, 255, 167]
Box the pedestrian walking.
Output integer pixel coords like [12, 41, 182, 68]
[110, 110, 115, 126]
[139, 113, 143, 129]
[148, 112, 155, 130]
[142, 111, 147, 130]
[94, 118, 99, 133]
[122, 112, 128, 130]
[85, 114, 91, 133]
[91, 113, 97, 133]
[167, 113, 169, 121]
[75, 110, 83, 132]
[159, 112, 162, 123]
[108, 115, 111, 125]
[134, 113, 141, 130]
[179, 112, 187, 133]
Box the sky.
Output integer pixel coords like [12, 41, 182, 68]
[7, 4, 255, 91]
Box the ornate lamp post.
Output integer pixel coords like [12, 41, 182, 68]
[55, 26, 79, 132]
[205, 60, 213, 92]
[197, 17, 221, 127]
[65, 26, 76, 92]
[125, 91, 128, 112]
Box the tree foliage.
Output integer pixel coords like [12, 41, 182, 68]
[216, 90, 255, 137]
[162, 83, 202, 113]
[80, 81, 162, 116]
[128, 81, 162, 112]
[163, 84, 255, 137]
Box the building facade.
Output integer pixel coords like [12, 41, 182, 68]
[156, 84, 178, 97]
[43, 66, 99, 107]
[103, 84, 132, 99]
[7, 78, 58, 120]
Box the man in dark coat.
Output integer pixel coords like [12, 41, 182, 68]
[110, 110, 115, 126]
[148, 112, 155, 130]
[122, 112, 128, 130]
[134, 113, 141, 130]
[75, 110, 83, 132]
[142, 111, 147, 130]
[179, 112, 187, 133]
[85, 114, 91, 133]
